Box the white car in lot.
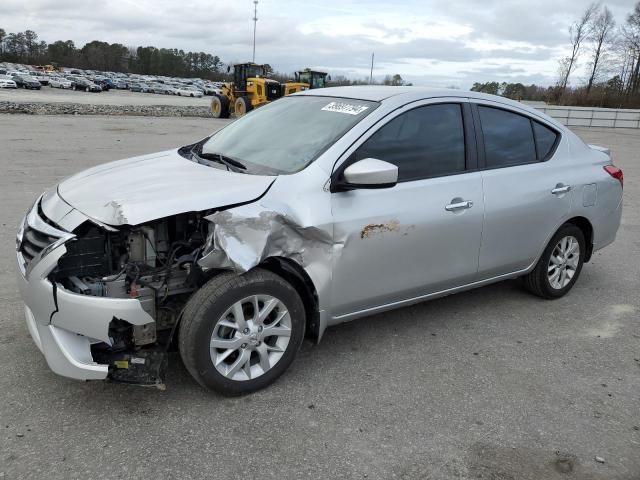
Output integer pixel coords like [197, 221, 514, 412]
[0, 75, 17, 89]
[49, 77, 73, 89]
[176, 86, 204, 97]
[204, 84, 223, 96]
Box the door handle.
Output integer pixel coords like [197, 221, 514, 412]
[445, 200, 473, 212]
[551, 184, 572, 195]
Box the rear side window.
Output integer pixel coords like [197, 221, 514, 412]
[533, 121, 558, 160]
[478, 106, 537, 168]
[355, 103, 466, 181]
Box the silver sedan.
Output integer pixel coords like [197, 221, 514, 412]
[15, 87, 623, 394]
[48, 77, 73, 89]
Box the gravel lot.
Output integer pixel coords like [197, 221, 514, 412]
[0, 86, 211, 107]
[0, 115, 638, 480]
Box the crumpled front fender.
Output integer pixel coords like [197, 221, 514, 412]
[197, 202, 337, 340]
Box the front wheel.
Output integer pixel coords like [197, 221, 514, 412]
[210, 94, 230, 118]
[234, 96, 253, 117]
[522, 224, 585, 299]
[179, 269, 305, 395]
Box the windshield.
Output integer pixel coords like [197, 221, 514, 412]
[298, 72, 311, 84]
[200, 96, 377, 174]
[246, 65, 265, 78]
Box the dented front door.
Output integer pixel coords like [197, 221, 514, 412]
[330, 172, 484, 319]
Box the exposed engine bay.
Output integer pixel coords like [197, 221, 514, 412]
[53, 213, 209, 387]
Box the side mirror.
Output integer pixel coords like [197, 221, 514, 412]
[332, 158, 398, 192]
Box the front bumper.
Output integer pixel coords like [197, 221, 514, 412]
[16, 195, 154, 381]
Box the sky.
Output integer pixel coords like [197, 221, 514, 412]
[0, 0, 635, 88]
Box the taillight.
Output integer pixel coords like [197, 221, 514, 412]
[604, 165, 623, 188]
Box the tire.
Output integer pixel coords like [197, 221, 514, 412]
[522, 223, 585, 299]
[234, 96, 253, 117]
[179, 269, 306, 395]
[85, 86, 89, 92]
[72, 85, 76, 91]
[210, 94, 230, 119]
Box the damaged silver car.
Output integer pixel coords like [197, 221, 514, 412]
[16, 87, 623, 394]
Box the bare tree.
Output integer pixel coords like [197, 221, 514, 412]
[624, 2, 640, 94]
[586, 6, 616, 93]
[558, 2, 599, 91]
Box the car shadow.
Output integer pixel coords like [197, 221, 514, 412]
[39, 277, 540, 410]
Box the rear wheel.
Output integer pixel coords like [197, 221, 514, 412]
[179, 269, 305, 395]
[234, 96, 253, 117]
[210, 94, 230, 119]
[522, 224, 585, 299]
[85, 86, 89, 92]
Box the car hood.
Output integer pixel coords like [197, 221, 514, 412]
[57, 149, 276, 226]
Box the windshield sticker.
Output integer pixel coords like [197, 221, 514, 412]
[321, 101, 369, 115]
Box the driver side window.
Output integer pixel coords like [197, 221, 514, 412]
[354, 103, 466, 182]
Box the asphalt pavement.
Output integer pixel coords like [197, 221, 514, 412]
[0, 115, 638, 479]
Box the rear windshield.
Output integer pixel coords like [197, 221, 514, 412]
[201, 96, 378, 174]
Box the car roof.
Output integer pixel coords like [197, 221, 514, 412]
[294, 85, 560, 128]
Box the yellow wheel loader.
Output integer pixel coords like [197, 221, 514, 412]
[210, 63, 283, 118]
[282, 69, 329, 96]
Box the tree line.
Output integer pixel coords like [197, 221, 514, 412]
[473, 1, 640, 108]
[0, 29, 224, 79]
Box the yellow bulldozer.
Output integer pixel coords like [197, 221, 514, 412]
[210, 63, 328, 118]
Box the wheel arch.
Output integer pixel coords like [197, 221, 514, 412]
[258, 257, 321, 341]
[565, 216, 594, 262]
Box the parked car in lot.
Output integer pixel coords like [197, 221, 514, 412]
[28, 72, 49, 86]
[71, 77, 102, 92]
[114, 79, 129, 89]
[12, 74, 42, 89]
[203, 84, 223, 96]
[130, 82, 151, 93]
[94, 78, 114, 91]
[0, 75, 18, 88]
[15, 87, 624, 395]
[49, 76, 73, 89]
[148, 83, 173, 94]
[176, 86, 204, 97]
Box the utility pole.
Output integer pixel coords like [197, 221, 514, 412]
[252, 0, 258, 63]
[369, 52, 374, 84]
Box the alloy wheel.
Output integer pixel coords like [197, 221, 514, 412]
[210, 295, 292, 381]
[547, 235, 580, 289]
